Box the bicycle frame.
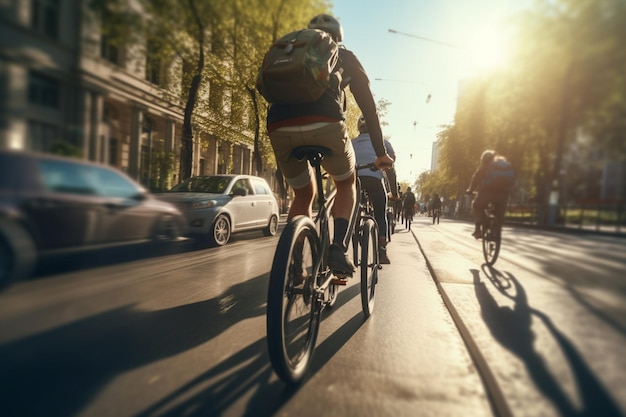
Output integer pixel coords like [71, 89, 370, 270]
[352, 177, 377, 265]
[309, 154, 336, 303]
[482, 202, 502, 265]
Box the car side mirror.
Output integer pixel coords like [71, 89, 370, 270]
[232, 188, 247, 197]
[132, 190, 148, 200]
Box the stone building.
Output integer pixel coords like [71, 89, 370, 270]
[0, 0, 255, 190]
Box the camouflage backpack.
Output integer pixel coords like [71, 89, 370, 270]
[256, 29, 339, 104]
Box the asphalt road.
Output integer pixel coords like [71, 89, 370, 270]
[0, 217, 624, 417]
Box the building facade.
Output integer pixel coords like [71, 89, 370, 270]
[0, 0, 255, 190]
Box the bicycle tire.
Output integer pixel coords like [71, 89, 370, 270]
[266, 216, 321, 383]
[360, 218, 378, 318]
[386, 210, 394, 241]
[482, 217, 501, 265]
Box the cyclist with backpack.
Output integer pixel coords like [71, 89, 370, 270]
[351, 115, 398, 264]
[465, 150, 515, 239]
[260, 14, 394, 276]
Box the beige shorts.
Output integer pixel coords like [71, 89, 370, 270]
[269, 121, 355, 189]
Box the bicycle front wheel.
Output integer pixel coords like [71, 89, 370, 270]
[266, 216, 321, 383]
[482, 218, 501, 266]
[360, 218, 379, 318]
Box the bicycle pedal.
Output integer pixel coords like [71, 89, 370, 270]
[330, 277, 349, 286]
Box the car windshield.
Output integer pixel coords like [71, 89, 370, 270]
[169, 176, 232, 193]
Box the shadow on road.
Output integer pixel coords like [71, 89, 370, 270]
[471, 266, 623, 417]
[0, 269, 267, 417]
[31, 227, 284, 279]
[501, 232, 626, 337]
[130, 289, 364, 417]
[1, 248, 365, 417]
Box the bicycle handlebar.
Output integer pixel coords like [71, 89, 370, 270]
[355, 163, 378, 171]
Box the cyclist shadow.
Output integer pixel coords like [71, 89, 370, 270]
[471, 266, 622, 417]
[132, 295, 365, 417]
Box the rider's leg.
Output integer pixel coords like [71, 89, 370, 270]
[362, 176, 390, 264]
[287, 181, 314, 220]
[328, 173, 357, 275]
[471, 193, 488, 237]
[331, 173, 356, 248]
[492, 193, 509, 236]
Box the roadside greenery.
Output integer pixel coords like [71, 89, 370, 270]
[91, 0, 624, 218]
[90, 0, 330, 184]
[417, 0, 626, 220]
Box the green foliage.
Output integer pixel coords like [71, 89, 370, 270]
[50, 140, 82, 158]
[436, 0, 626, 208]
[91, 0, 332, 176]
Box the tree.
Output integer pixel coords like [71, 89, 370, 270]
[436, 0, 626, 221]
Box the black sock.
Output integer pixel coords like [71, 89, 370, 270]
[333, 218, 349, 251]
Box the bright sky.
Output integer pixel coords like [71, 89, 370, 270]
[331, 0, 531, 183]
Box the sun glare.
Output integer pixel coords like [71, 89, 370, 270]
[464, 27, 508, 76]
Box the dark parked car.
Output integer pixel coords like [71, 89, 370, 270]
[155, 175, 279, 246]
[0, 150, 186, 288]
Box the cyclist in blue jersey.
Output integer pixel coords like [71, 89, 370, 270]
[351, 115, 398, 263]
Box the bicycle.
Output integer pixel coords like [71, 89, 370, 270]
[385, 204, 395, 242]
[481, 202, 502, 266]
[432, 207, 441, 224]
[266, 145, 380, 383]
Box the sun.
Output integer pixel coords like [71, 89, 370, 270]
[464, 27, 509, 76]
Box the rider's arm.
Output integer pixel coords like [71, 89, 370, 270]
[383, 140, 399, 197]
[467, 166, 484, 193]
[341, 49, 389, 161]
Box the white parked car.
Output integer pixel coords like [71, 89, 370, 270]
[156, 175, 280, 246]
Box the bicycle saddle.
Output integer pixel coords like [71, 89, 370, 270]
[292, 146, 333, 161]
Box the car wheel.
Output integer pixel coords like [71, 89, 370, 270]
[209, 214, 231, 246]
[263, 214, 279, 236]
[153, 214, 181, 241]
[0, 220, 37, 290]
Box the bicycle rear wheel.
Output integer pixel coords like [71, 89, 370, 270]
[360, 218, 379, 318]
[386, 210, 394, 241]
[482, 218, 501, 266]
[266, 216, 321, 383]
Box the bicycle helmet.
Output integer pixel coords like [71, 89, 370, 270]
[481, 150, 496, 164]
[308, 14, 343, 42]
[357, 114, 367, 133]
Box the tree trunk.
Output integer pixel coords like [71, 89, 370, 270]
[179, 0, 205, 181]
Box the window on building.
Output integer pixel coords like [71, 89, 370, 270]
[209, 81, 223, 114]
[99, 8, 122, 65]
[31, 0, 59, 39]
[146, 40, 162, 85]
[28, 72, 60, 108]
[27, 121, 60, 152]
[109, 138, 119, 166]
[100, 34, 119, 64]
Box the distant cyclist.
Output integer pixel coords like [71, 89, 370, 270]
[264, 14, 394, 276]
[431, 193, 442, 224]
[352, 115, 398, 264]
[465, 150, 515, 238]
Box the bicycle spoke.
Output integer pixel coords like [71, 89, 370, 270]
[267, 217, 321, 383]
